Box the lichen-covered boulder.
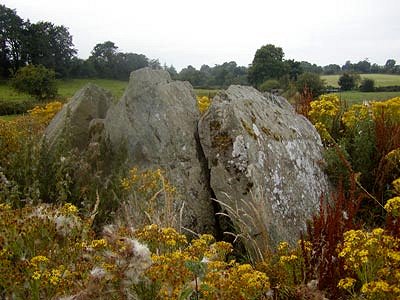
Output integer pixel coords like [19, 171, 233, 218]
[104, 68, 215, 233]
[198, 85, 329, 248]
[45, 83, 113, 149]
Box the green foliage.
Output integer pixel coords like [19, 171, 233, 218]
[248, 44, 288, 87]
[259, 79, 280, 92]
[0, 99, 36, 115]
[0, 4, 77, 78]
[25, 21, 77, 77]
[295, 72, 326, 98]
[11, 65, 58, 101]
[338, 72, 361, 91]
[360, 78, 375, 92]
[309, 95, 400, 226]
[322, 73, 400, 88]
[0, 4, 26, 76]
[179, 62, 248, 88]
[88, 41, 149, 80]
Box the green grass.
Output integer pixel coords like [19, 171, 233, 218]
[0, 114, 19, 121]
[0, 78, 128, 103]
[321, 74, 400, 88]
[194, 89, 220, 98]
[0, 81, 33, 102]
[332, 91, 400, 105]
[57, 78, 128, 99]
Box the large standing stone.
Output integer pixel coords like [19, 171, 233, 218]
[45, 83, 113, 149]
[198, 85, 329, 249]
[104, 68, 216, 233]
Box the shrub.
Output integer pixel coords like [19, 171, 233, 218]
[11, 65, 58, 101]
[338, 72, 361, 91]
[259, 79, 280, 92]
[0, 99, 37, 115]
[295, 72, 325, 98]
[360, 78, 375, 92]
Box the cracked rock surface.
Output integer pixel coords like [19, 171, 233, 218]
[46, 69, 329, 249]
[198, 85, 329, 247]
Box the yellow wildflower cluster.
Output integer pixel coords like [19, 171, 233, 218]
[337, 277, 356, 291]
[342, 97, 400, 131]
[385, 196, 400, 217]
[139, 225, 269, 299]
[0, 101, 61, 167]
[134, 224, 187, 252]
[371, 96, 400, 123]
[337, 228, 400, 299]
[59, 202, 78, 215]
[308, 94, 340, 141]
[384, 177, 400, 217]
[341, 103, 370, 130]
[393, 178, 400, 194]
[385, 149, 400, 177]
[0, 203, 155, 299]
[197, 96, 211, 114]
[121, 167, 176, 195]
[90, 238, 108, 249]
[30, 255, 49, 267]
[28, 101, 63, 125]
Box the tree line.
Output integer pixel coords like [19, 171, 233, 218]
[1, 4, 399, 88]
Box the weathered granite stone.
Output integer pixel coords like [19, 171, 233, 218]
[198, 85, 329, 248]
[104, 68, 216, 234]
[45, 83, 112, 149]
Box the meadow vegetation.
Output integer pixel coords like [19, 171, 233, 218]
[0, 92, 399, 299]
[322, 74, 400, 88]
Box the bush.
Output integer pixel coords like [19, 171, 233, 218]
[338, 72, 361, 91]
[360, 78, 375, 92]
[295, 72, 325, 98]
[259, 79, 280, 92]
[0, 99, 37, 115]
[374, 85, 400, 92]
[11, 65, 58, 101]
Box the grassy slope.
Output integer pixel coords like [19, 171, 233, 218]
[0, 78, 128, 103]
[335, 91, 400, 105]
[321, 73, 400, 88]
[0, 114, 18, 121]
[0, 81, 33, 102]
[57, 78, 127, 99]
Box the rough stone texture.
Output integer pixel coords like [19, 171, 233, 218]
[198, 85, 329, 247]
[104, 68, 216, 234]
[45, 83, 113, 149]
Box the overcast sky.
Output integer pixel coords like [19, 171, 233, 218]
[3, 0, 400, 70]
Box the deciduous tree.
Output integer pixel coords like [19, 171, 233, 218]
[248, 44, 288, 87]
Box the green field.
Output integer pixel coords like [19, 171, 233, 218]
[0, 114, 18, 121]
[57, 78, 127, 99]
[321, 74, 400, 88]
[194, 89, 220, 97]
[0, 78, 128, 103]
[334, 91, 400, 105]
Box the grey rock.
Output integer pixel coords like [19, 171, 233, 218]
[45, 83, 113, 149]
[104, 68, 216, 233]
[198, 85, 329, 250]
